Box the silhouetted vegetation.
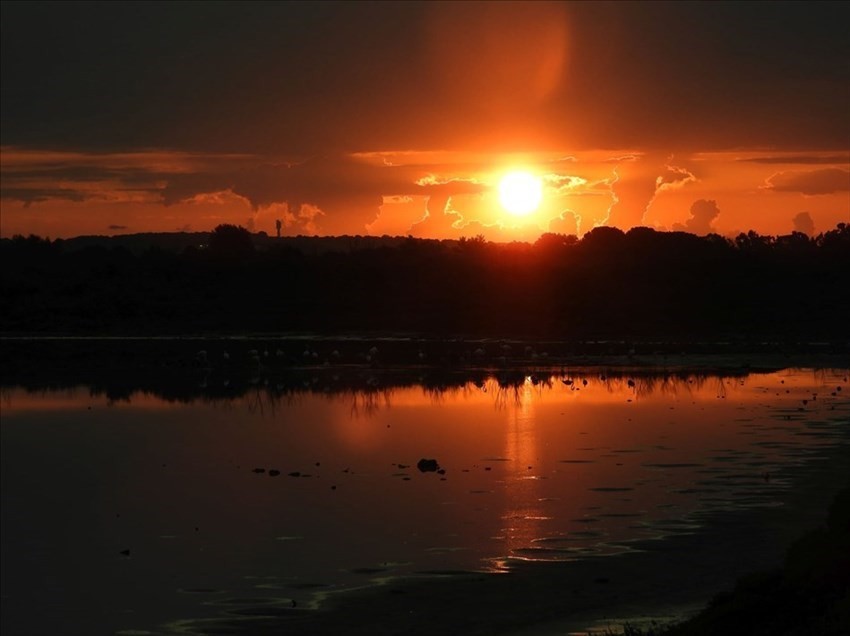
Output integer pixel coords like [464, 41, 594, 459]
[2, 334, 767, 405]
[2, 224, 848, 339]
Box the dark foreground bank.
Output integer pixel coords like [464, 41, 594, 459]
[162, 436, 850, 636]
[618, 487, 850, 636]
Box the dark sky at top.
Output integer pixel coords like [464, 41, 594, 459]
[3, 1, 849, 154]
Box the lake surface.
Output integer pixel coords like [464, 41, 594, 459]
[2, 366, 848, 635]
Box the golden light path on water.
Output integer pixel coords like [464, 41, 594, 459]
[2, 368, 849, 636]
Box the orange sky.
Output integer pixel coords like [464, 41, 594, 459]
[1, 147, 847, 240]
[1, 3, 848, 240]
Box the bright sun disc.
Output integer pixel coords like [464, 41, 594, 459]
[499, 171, 543, 216]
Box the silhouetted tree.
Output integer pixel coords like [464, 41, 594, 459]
[581, 226, 626, 253]
[535, 232, 578, 250]
[735, 230, 773, 252]
[208, 224, 254, 259]
[1, 225, 848, 338]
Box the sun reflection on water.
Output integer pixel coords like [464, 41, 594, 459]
[498, 377, 547, 565]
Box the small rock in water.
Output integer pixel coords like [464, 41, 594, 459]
[252, 468, 265, 474]
[417, 458, 440, 473]
[288, 471, 301, 478]
[269, 469, 281, 477]
[120, 549, 131, 556]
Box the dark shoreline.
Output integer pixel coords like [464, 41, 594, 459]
[597, 486, 850, 636]
[4, 333, 848, 366]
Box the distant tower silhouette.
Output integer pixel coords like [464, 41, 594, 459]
[275, 219, 282, 238]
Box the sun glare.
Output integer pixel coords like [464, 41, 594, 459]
[499, 171, 543, 216]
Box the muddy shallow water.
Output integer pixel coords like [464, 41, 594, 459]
[2, 366, 848, 635]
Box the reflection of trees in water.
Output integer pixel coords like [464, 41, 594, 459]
[5, 368, 801, 415]
[347, 389, 392, 418]
[424, 380, 485, 405]
[494, 381, 524, 411]
[490, 373, 554, 410]
[483, 372, 728, 409]
[1, 386, 14, 410]
[812, 367, 846, 386]
[591, 372, 737, 400]
[245, 385, 271, 416]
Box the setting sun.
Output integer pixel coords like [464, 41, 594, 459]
[499, 171, 543, 216]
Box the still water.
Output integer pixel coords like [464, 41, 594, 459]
[2, 368, 848, 635]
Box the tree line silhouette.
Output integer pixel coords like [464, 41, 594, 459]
[1, 224, 848, 340]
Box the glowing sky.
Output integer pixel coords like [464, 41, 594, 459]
[1, 2, 848, 240]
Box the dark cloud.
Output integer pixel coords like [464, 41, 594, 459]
[1, 188, 89, 206]
[2, 3, 848, 153]
[162, 157, 487, 235]
[737, 155, 850, 165]
[673, 199, 720, 235]
[107, 224, 128, 231]
[160, 172, 237, 206]
[0, 150, 249, 206]
[0, 146, 492, 235]
[418, 180, 486, 198]
[423, 1, 568, 118]
[792, 211, 815, 236]
[765, 168, 850, 195]
[657, 165, 696, 188]
[161, 157, 397, 233]
[2, 165, 166, 183]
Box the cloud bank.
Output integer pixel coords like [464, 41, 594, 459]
[765, 168, 850, 195]
[673, 199, 720, 235]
